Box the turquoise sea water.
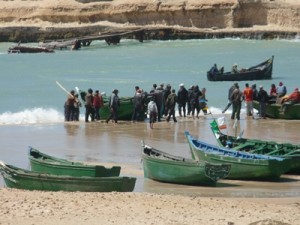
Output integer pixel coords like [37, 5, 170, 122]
[0, 38, 300, 124]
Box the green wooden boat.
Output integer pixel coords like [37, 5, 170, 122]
[142, 141, 231, 186]
[253, 100, 300, 119]
[29, 147, 121, 177]
[184, 131, 292, 180]
[209, 120, 300, 173]
[99, 96, 141, 121]
[0, 161, 136, 192]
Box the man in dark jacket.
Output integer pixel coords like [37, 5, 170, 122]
[187, 85, 194, 115]
[230, 84, 243, 120]
[131, 89, 143, 122]
[222, 83, 238, 113]
[257, 85, 269, 119]
[177, 83, 189, 117]
[106, 89, 120, 124]
[190, 85, 202, 119]
[166, 89, 177, 122]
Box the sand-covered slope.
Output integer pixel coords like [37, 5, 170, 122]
[0, 0, 299, 41]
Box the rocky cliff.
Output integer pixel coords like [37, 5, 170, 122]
[0, 0, 299, 41]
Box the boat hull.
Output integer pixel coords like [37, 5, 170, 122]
[142, 142, 231, 186]
[253, 101, 300, 119]
[185, 131, 291, 180]
[0, 162, 136, 192]
[99, 97, 138, 121]
[29, 147, 121, 177]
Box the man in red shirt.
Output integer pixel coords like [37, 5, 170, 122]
[243, 83, 254, 119]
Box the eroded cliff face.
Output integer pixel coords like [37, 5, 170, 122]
[0, 0, 299, 41]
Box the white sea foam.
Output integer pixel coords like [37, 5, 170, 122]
[0, 108, 64, 125]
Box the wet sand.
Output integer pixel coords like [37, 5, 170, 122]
[1, 115, 300, 224]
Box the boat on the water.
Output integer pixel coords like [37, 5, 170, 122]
[207, 56, 274, 81]
[29, 147, 121, 177]
[184, 131, 291, 180]
[209, 120, 300, 173]
[8, 45, 54, 53]
[141, 141, 231, 186]
[253, 100, 300, 119]
[0, 161, 136, 192]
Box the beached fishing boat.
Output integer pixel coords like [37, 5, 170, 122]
[184, 131, 291, 180]
[141, 141, 231, 186]
[0, 161, 136, 192]
[29, 147, 121, 177]
[253, 100, 300, 119]
[209, 120, 300, 173]
[207, 56, 274, 81]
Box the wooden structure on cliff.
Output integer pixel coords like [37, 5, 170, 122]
[39, 28, 145, 50]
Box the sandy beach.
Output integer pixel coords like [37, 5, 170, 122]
[1, 116, 300, 225]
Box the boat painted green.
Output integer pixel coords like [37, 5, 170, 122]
[253, 100, 300, 119]
[99, 96, 140, 120]
[0, 161, 136, 192]
[185, 131, 291, 180]
[209, 120, 300, 173]
[142, 141, 231, 186]
[29, 147, 121, 177]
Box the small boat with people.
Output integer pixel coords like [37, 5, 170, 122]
[29, 147, 121, 177]
[0, 161, 136, 192]
[141, 141, 231, 186]
[209, 120, 300, 173]
[207, 56, 274, 81]
[184, 131, 292, 180]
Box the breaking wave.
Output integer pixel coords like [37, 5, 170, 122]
[0, 108, 64, 125]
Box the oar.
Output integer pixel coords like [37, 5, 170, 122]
[75, 86, 80, 95]
[56, 81, 74, 99]
[56, 81, 80, 103]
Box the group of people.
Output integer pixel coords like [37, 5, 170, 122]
[64, 82, 209, 128]
[222, 81, 300, 119]
[143, 83, 208, 128]
[64, 88, 105, 122]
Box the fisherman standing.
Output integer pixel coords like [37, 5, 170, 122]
[222, 83, 238, 113]
[230, 84, 243, 120]
[106, 89, 120, 124]
[166, 89, 177, 122]
[65, 90, 76, 121]
[177, 83, 189, 117]
[85, 88, 95, 123]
